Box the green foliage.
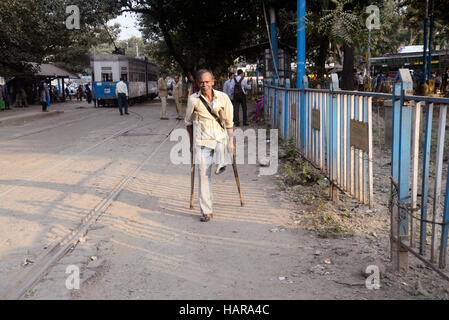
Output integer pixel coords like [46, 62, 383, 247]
[280, 138, 321, 186]
[0, 0, 120, 75]
[122, 0, 263, 77]
[319, 0, 361, 46]
[285, 160, 321, 186]
[279, 138, 299, 162]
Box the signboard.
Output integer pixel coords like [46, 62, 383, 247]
[350, 120, 369, 152]
[291, 103, 297, 120]
[312, 109, 320, 131]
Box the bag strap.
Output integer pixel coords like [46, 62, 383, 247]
[199, 95, 224, 129]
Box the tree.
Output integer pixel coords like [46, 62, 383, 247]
[315, 0, 386, 89]
[120, 0, 261, 77]
[0, 0, 120, 75]
[405, 0, 449, 50]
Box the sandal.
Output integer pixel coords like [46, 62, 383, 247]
[200, 213, 213, 222]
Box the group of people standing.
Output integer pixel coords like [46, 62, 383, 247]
[154, 69, 251, 126]
[157, 72, 184, 120]
[223, 69, 252, 127]
[0, 81, 29, 110]
[66, 84, 92, 103]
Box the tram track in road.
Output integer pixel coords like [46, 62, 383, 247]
[1, 107, 146, 141]
[0, 109, 160, 199]
[2, 109, 110, 141]
[0, 119, 182, 300]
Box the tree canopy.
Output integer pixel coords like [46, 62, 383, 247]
[1, 0, 448, 84]
[0, 0, 121, 75]
[120, 0, 263, 77]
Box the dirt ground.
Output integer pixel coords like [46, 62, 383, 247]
[0, 97, 448, 300]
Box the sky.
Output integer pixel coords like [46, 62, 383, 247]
[108, 12, 142, 40]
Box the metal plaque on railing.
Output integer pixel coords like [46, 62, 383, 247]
[350, 120, 369, 152]
[291, 103, 297, 120]
[312, 109, 320, 131]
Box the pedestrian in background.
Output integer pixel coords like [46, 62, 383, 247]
[15, 80, 28, 108]
[173, 75, 183, 120]
[39, 81, 49, 112]
[2, 83, 10, 109]
[116, 77, 129, 115]
[158, 72, 168, 119]
[43, 82, 50, 109]
[223, 72, 235, 101]
[65, 87, 71, 100]
[357, 73, 364, 91]
[187, 73, 195, 96]
[0, 85, 4, 110]
[441, 68, 449, 93]
[77, 85, 84, 101]
[85, 83, 92, 104]
[232, 69, 251, 127]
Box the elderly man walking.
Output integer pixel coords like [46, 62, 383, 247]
[158, 72, 169, 120]
[173, 75, 184, 120]
[185, 69, 234, 222]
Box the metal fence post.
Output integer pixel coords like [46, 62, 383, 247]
[329, 74, 339, 202]
[391, 69, 413, 271]
[439, 164, 449, 268]
[284, 79, 290, 139]
[301, 76, 308, 153]
[420, 102, 433, 255]
[274, 86, 278, 129]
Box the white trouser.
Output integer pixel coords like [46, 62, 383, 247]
[195, 140, 231, 215]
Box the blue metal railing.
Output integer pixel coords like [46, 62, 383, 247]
[390, 69, 449, 274]
[264, 74, 374, 207]
[264, 68, 449, 275]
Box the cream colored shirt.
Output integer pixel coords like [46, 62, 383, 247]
[185, 89, 233, 149]
[116, 81, 128, 96]
[158, 77, 168, 98]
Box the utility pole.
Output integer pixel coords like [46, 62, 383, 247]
[367, 28, 371, 78]
[422, 0, 429, 86]
[427, 0, 434, 81]
[269, 8, 279, 86]
[297, 0, 306, 89]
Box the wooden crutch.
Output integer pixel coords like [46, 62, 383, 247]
[230, 138, 244, 207]
[190, 150, 195, 209]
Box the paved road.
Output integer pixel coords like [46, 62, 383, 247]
[0, 99, 409, 300]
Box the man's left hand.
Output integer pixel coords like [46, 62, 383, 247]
[229, 137, 235, 154]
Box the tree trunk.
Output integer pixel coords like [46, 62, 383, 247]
[341, 44, 355, 90]
[122, 5, 192, 77]
[317, 36, 329, 86]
